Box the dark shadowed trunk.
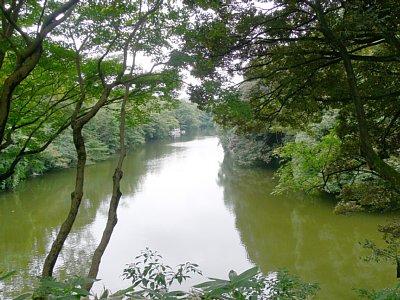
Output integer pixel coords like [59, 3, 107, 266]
[41, 124, 86, 278]
[397, 257, 400, 278]
[41, 48, 89, 278]
[85, 85, 129, 291]
[314, 1, 400, 189]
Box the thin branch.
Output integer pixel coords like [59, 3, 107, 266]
[37, 0, 48, 34]
[0, 3, 30, 43]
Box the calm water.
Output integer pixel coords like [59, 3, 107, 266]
[0, 136, 397, 299]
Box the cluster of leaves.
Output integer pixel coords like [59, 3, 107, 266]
[335, 180, 400, 214]
[1, 273, 95, 300]
[361, 221, 400, 265]
[33, 276, 95, 300]
[358, 282, 400, 300]
[274, 129, 341, 195]
[359, 220, 400, 299]
[194, 267, 319, 300]
[107, 250, 319, 300]
[122, 248, 202, 299]
[194, 267, 265, 299]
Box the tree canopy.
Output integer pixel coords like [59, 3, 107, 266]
[183, 0, 400, 211]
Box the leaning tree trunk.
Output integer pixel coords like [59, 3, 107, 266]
[41, 124, 86, 277]
[340, 52, 400, 188]
[314, 1, 400, 189]
[84, 86, 129, 291]
[40, 34, 114, 277]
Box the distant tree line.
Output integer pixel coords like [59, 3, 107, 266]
[0, 101, 212, 190]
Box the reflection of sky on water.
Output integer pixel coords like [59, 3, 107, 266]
[91, 136, 252, 294]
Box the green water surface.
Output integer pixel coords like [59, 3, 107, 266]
[0, 136, 397, 299]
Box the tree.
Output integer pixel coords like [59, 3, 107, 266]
[0, 0, 79, 181]
[183, 0, 400, 202]
[40, 0, 183, 281]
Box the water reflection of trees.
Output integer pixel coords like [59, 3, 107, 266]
[218, 158, 395, 299]
[0, 140, 180, 297]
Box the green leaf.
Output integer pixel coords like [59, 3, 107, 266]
[0, 271, 16, 281]
[41, 281, 68, 289]
[71, 287, 90, 296]
[228, 270, 238, 281]
[13, 293, 32, 300]
[99, 289, 109, 299]
[233, 267, 259, 284]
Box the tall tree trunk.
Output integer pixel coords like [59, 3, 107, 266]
[41, 39, 113, 277]
[41, 124, 86, 277]
[314, 1, 400, 189]
[85, 86, 129, 291]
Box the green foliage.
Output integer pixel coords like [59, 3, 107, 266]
[0, 36, 79, 180]
[273, 128, 341, 195]
[0, 100, 212, 191]
[183, 0, 400, 210]
[0, 158, 27, 190]
[33, 276, 95, 299]
[335, 180, 400, 214]
[361, 221, 400, 265]
[174, 102, 202, 131]
[194, 268, 319, 300]
[358, 282, 400, 300]
[1, 272, 96, 300]
[119, 249, 319, 300]
[0, 270, 16, 282]
[194, 267, 264, 299]
[142, 111, 180, 140]
[269, 107, 400, 212]
[120, 250, 319, 300]
[269, 270, 320, 300]
[122, 248, 202, 299]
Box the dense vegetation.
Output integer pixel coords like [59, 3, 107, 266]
[184, 0, 400, 214]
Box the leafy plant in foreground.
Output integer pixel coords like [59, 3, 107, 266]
[361, 220, 400, 278]
[194, 268, 319, 300]
[0, 270, 16, 282]
[2, 250, 319, 299]
[268, 270, 319, 300]
[0, 271, 19, 299]
[358, 282, 400, 300]
[193, 267, 265, 299]
[122, 248, 202, 299]
[33, 276, 96, 299]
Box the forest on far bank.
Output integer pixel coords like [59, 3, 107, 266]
[0, 100, 213, 190]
